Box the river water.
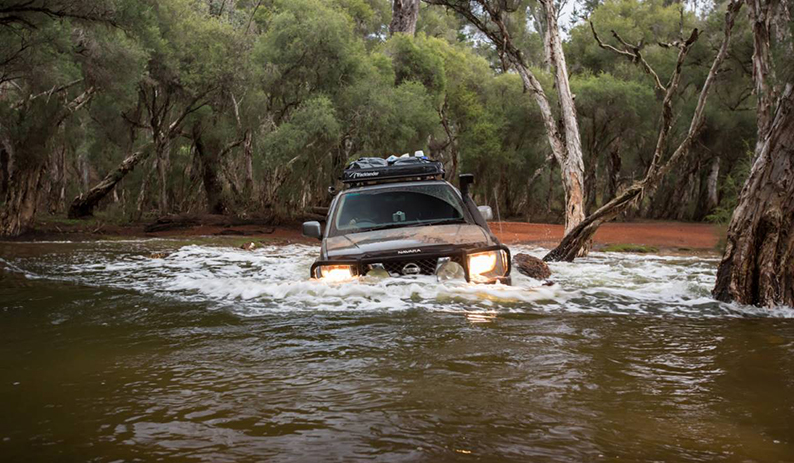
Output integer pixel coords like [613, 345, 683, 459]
[1, 239, 793, 462]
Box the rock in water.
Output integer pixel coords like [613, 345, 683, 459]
[513, 253, 551, 280]
[240, 242, 257, 251]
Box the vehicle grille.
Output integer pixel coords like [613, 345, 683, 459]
[371, 256, 463, 276]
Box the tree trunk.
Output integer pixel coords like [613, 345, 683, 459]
[432, 100, 458, 183]
[47, 143, 66, 215]
[748, 0, 777, 150]
[713, 0, 793, 308]
[584, 150, 599, 214]
[389, 0, 420, 36]
[713, 84, 794, 307]
[68, 146, 151, 218]
[540, 0, 586, 235]
[193, 129, 226, 215]
[657, 158, 701, 220]
[243, 130, 254, 199]
[136, 157, 157, 221]
[0, 155, 46, 236]
[706, 156, 720, 213]
[77, 151, 90, 191]
[158, 142, 171, 214]
[607, 137, 622, 201]
[528, 3, 552, 71]
[0, 146, 10, 198]
[676, 165, 699, 220]
[546, 164, 554, 213]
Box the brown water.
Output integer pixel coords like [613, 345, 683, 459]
[1, 240, 793, 462]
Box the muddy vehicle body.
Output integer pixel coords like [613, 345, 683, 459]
[302, 157, 511, 284]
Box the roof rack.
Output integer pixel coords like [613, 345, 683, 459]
[341, 156, 445, 187]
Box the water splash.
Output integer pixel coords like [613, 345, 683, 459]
[3, 241, 793, 318]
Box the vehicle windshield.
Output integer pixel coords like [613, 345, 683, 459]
[330, 183, 470, 236]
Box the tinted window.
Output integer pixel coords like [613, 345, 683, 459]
[330, 184, 469, 236]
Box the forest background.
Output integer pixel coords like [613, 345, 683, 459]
[0, 0, 762, 234]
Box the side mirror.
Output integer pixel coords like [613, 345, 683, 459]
[302, 221, 323, 240]
[478, 206, 494, 221]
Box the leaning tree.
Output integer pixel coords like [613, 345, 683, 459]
[543, 0, 745, 261]
[713, 0, 793, 308]
[425, 0, 587, 238]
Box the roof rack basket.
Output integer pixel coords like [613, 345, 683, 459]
[341, 157, 445, 187]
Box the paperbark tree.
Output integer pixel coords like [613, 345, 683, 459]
[425, 0, 586, 236]
[713, 84, 793, 307]
[191, 122, 245, 215]
[541, 0, 586, 233]
[713, 0, 794, 307]
[231, 93, 254, 198]
[544, 0, 744, 261]
[0, 85, 95, 236]
[390, 0, 421, 36]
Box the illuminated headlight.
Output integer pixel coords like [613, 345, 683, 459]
[467, 250, 509, 282]
[315, 264, 357, 282]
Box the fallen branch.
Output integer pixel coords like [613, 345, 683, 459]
[68, 143, 153, 218]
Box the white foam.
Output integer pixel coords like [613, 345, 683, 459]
[9, 241, 794, 319]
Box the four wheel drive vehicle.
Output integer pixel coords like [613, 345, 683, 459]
[302, 156, 511, 284]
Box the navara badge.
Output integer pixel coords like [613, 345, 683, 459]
[397, 249, 422, 255]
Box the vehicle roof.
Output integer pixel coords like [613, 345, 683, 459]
[342, 179, 454, 194]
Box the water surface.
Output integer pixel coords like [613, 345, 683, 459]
[1, 240, 793, 462]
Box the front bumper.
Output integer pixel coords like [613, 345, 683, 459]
[310, 244, 511, 284]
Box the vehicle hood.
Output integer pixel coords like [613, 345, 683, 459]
[324, 224, 493, 258]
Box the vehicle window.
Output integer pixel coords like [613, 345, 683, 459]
[331, 184, 469, 235]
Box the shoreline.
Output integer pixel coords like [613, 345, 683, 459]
[3, 218, 724, 256]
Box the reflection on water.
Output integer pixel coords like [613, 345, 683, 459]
[1, 240, 793, 462]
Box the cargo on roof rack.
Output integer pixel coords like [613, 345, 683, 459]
[341, 156, 445, 186]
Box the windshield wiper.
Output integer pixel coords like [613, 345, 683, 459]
[416, 218, 467, 227]
[355, 218, 466, 233]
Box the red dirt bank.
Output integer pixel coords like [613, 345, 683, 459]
[22, 218, 722, 253]
[490, 221, 721, 250]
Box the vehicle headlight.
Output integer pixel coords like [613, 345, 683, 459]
[467, 250, 508, 282]
[316, 264, 357, 282]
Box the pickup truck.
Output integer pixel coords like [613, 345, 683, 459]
[302, 156, 511, 284]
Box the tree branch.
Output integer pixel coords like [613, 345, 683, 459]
[55, 85, 96, 126]
[0, 1, 119, 29]
[590, 22, 665, 92]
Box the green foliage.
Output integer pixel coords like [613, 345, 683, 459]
[263, 97, 341, 163]
[0, 0, 761, 227]
[384, 34, 447, 100]
[255, 0, 364, 106]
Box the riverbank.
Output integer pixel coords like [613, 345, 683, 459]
[8, 216, 724, 255]
[490, 221, 723, 255]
